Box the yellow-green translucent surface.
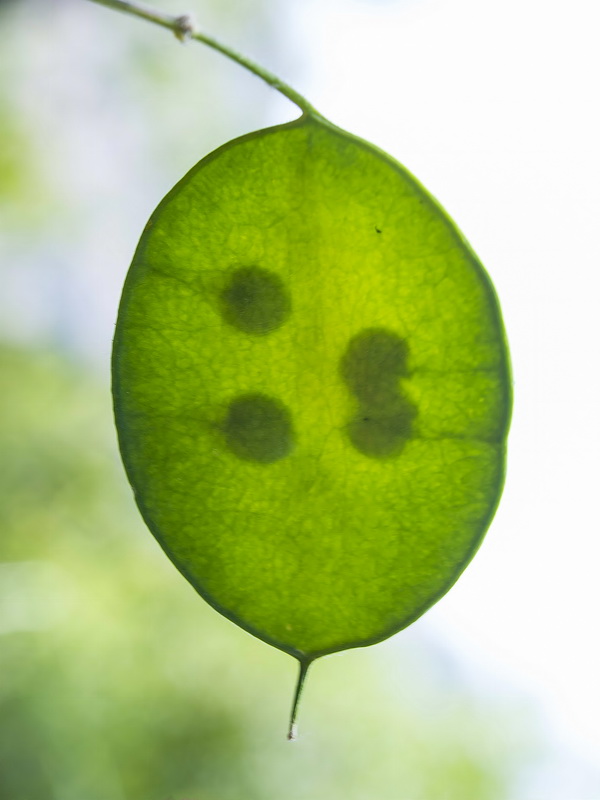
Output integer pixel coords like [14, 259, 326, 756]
[113, 114, 511, 660]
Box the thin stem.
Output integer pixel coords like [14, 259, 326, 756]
[87, 0, 320, 117]
[287, 658, 311, 741]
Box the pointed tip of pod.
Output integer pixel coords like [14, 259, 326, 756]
[287, 723, 298, 741]
[287, 657, 312, 740]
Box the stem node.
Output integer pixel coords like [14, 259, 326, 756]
[173, 14, 195, 43]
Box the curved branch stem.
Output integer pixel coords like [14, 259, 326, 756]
[87, 0, 320, 117]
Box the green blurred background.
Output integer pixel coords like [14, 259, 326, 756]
[0, 1, 595, 798]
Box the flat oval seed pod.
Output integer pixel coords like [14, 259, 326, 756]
[112, 114, 511, 732]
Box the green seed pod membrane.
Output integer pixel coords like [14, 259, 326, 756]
[113, 115, 511, 665]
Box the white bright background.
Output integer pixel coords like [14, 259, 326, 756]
[272, 0, 600, 795]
